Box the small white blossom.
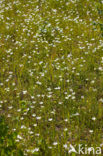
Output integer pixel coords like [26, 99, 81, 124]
[89, 130, 93, 133]
[23, 90, 27, 94]
[92, 117, 96, 121]
[48, 118, 53, 121]
[53, 142, 58, 146]
[63, 144, 68, 149]
[36, 116, 41, 120]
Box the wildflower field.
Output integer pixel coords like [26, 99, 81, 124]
[0, 0, 103, 155]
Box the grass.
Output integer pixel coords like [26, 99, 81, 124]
[0, 0, 103, 155]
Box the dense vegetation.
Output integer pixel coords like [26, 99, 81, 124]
[0, 0, 103, 155]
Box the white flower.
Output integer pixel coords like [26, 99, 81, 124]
[48, 146, 52, 149]
[39, 61, 43, 64]
[17, 109, 21, 112]
[23, 90, 27, 94]
[64, 119, 68, 122]
[36, 116, 41, 120]
[32, 113, 36, 117]
[100, 143, 103, 147]
[35, 133, 40, 136]
[8, 106, 13, 109]
[92, 117, 96, 121]
[91, 80, 95, 84]
[64, 128, 68, 131]
[99, 98, 103, 102]
[71, 113, 79, 117]
[48, 118, 53, 121]
[20, 117, 24, 120]
[72, 96, 75, 100]
[51, 111, 55, 114]
[81, 96, 84, 99]
[33, 124, 37, 127]
[98, 67, 103, 71]
[63, 144, 68, 149]
[21, 125, 26, 129]
[7, 114, 11, 117]
[89, 130, 93, 133]
[17, 135, 22, 140]
[31, 96, 34, 99]
[66, 80, 69, 82]
[55, 87, 60, 90]
[47, 95, 52, 98]
[29, 131, 34, 134]
[36, 81, 42, 85]
[12, 83, 15, 86]
[65, 96, 69, 99]
[31, 148, 39, 153]
[67, 54, 72, 58]
[53, 142, 58, 146]
[39, 101, 43, 105]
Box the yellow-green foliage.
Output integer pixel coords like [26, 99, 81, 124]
[0, 0, 103, 155]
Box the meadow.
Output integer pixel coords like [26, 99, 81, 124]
[0, 0, 103, 155]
